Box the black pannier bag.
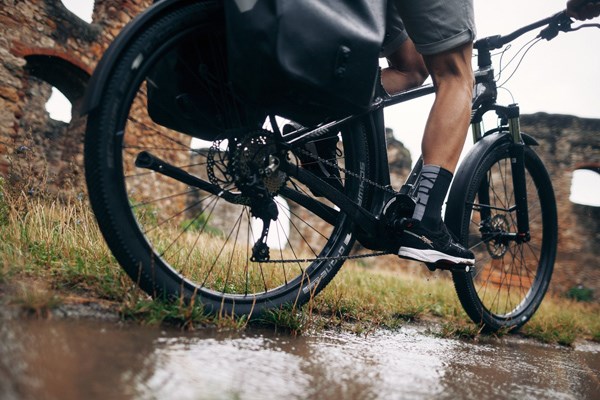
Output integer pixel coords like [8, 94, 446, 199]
[225, 0, 386, 125]
[146, 4, 264, 140]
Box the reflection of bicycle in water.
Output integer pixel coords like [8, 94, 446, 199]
[82, 1, 599, 332]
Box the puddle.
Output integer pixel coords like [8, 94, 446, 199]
[0, 317, 598, 399]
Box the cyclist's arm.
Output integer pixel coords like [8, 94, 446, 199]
[567, 0, 600, 20]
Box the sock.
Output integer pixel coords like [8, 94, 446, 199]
[411, 165, 453, 230]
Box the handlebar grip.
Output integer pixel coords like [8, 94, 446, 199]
[567, 0, 600, 19]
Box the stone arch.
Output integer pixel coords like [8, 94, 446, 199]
[0, 0, 151, 186]
[573, 162, 600, 174]
[570, 162, 600, 209]
[12, 52, 92, 194]
[23, 51, 91, 113]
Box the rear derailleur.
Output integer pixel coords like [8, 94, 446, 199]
[218, 130, 288, 262]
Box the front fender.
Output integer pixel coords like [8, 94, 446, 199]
[80, 0, 199, 115]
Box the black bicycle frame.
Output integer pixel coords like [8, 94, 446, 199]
[138, 9, 581, 249]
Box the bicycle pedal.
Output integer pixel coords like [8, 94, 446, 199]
[426, 262, 472, 273]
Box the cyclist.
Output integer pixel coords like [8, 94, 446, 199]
[380, 0, 599, 265]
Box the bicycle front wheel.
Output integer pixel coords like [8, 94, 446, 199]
[84, 0, 372, 316]
[448, 136, 557, 332]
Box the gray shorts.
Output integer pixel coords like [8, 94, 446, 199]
[381, 0, 476, 57]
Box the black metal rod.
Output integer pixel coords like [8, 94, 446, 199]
[134, 151, 241, 204]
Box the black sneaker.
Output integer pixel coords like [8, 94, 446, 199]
[397, 219, 475, 265]
[283, 124, 343, 192]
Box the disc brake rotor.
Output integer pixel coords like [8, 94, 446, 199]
[486, 214, 510, 259]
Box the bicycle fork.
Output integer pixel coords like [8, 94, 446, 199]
[508, 109, 532, 242]
[473, 103, 531, 244]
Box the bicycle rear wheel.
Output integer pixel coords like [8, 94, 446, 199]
[84, 0, 371, 316]
[448, 136, 557, 332]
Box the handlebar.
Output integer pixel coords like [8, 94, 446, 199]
[476, 0, 600, 63]
[475, 12, 570, 52]
[473, 0, 600, 51]
[471, 4, 599, 110]
[474, 11, 575, 67]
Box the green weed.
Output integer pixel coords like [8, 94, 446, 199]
[121, 297, 212, 329]
[520, 298, 600, 345]
[566, 285, 594, 302]
[258, 305, 306, 335]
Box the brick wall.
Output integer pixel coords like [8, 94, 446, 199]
[0, 0, 150, 195]
[520, 113, 600, 297]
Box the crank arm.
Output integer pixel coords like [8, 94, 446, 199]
[134, 151, 242, 204]
[425, 262, 473, 273]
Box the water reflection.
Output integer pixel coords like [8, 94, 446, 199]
[0, 317, 598, 399]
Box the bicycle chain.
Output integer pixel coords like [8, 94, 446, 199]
[293, 145, 398, 196]
[258, 250, 393, 264]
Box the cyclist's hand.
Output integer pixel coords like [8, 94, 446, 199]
[567, 0, 600, 20]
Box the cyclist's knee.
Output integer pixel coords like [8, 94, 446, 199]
[384, 38, 429, 90]
[384, 65, 428, 89]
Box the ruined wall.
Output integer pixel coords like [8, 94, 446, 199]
[520, 114, 600, 297]
[0, 0, 150, 195]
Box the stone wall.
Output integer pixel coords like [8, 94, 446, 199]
[0, 0, 150, 195]
[520, 113, 600, 297]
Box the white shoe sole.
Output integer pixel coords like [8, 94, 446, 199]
[398, 247, 475, 265]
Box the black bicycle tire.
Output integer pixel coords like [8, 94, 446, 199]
[448, 137, 557, 332]
[84, 0, 373, 316]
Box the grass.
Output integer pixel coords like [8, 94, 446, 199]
[520, 299, 600, 345]
[0, 181, 599, 345]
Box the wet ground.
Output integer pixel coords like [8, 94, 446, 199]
[1, 314, 599, 400]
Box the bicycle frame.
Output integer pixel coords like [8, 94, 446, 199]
[128, 8, 583, 256]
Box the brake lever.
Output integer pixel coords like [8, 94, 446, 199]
[538, 11, 574, 40]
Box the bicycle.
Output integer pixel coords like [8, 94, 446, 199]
[81, 0, 597, 332]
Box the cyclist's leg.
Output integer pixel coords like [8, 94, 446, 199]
[393, 0, 476, 264]
[421, 42, 473, 173]
[393, 0, 475, 173]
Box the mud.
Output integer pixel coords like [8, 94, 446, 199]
[1, 314, 598, 399]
